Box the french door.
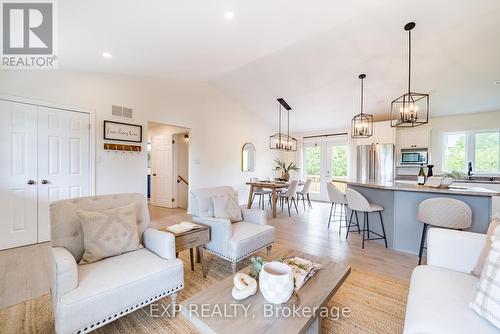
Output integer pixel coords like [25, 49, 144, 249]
[0, 99, 91, 250]
[303, 138, 348, 201]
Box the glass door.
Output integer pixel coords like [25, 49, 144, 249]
[303, 138, 348, 201]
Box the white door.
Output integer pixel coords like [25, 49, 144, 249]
[37, 107, 91, 242]
[151, 134, 174, 208]
[0, 101, 39, 249]
[303, 138, 348, 201]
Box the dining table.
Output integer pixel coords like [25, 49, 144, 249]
[246, 180, 302, 218]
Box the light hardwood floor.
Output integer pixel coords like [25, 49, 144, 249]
[0, 201, 418, 310]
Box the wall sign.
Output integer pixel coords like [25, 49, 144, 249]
[104, 121, 142, 143]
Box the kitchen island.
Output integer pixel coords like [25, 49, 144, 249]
[332, 179, 499, 255]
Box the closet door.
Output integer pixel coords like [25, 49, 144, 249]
[0, 100, 38, 250]
[37, 107, 91, 242]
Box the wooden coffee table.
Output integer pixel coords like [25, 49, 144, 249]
[180, 248, 350, 334]
[161, 224, 210, 278]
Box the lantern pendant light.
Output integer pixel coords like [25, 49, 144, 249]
[269, 98, 297, 151]
[351, 74, 373, 138]
[390, 22, 429, 127]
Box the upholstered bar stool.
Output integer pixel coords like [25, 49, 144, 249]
[326, 182, 349, 235]
[345, 188, 387, 249]
[417, 198, 472, 264]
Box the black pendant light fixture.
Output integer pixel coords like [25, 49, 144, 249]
[269, 98, 297, 151]
[351, 74, 373, 138]
[390, 22, 429, 127]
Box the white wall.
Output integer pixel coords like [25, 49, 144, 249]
[175, 133, 189, 209]
[0, 70, 280, 202]
[429, 111, 500, 173]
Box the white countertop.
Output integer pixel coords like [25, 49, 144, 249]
[332, 179, 500, 197]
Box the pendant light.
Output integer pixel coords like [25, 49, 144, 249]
[390, 22, 429, 127]
[351, 74, 373, 138]
[269, 98, 297, 151]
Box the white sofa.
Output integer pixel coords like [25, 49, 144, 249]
[49, 194, 184, 334]
[190, 186, 275, 273]
[404, 228, 499, 334]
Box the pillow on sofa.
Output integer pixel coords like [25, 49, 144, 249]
[212, 193, 242, 222]
[471, 228, 500, 329]
[77, 203, 140, 264]
[473, 216, 500, 277]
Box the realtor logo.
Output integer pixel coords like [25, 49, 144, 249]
[1, 0, 57, 68]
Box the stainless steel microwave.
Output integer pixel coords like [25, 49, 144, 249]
[401, 149, 428, 165]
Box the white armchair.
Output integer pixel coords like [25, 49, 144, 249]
[49, 194, 184, 334]
[404, 228, 497, 334]
[190, 186, 275, 273]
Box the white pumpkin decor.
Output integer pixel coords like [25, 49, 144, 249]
[259, 261, 294, 304]
[231, 273, 257, 300]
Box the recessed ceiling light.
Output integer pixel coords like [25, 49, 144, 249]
[224, 11, 234, 20]
[102, 52, 112, 58]
[495, 80, 500, 85]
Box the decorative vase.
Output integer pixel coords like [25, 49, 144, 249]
[282, 171, 290, 181]
[259, 262, 294, 304]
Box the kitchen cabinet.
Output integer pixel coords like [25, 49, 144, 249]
[353, 121, 395, 145]
[396, 127, 430, 149]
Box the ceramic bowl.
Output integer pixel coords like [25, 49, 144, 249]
[441, 177, 454, 187]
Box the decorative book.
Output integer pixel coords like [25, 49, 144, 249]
[166, 221, 202, 234]
[282, 257, 323, 291]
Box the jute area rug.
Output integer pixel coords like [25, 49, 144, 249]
[0, 247, 409, 334]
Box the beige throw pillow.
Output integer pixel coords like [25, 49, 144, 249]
[77, 203, 140, 264]
[471, 230, 500, 329]
[212, 193, 243, 222]
[473, 216, 500, 277]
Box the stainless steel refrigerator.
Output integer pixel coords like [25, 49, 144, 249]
[356, 144, 395, 182]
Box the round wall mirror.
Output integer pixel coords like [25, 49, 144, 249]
[241, 143, 256, 172]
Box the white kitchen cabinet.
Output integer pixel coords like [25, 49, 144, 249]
[396, 127, 431, 149]
[352, 121, 396, 145]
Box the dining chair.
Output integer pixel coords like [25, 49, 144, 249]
[249, 177, 272, 209]
[277, 180, 299, 217]
[296, 179, 313, 211]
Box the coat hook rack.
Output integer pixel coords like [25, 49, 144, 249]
[104, 143, 142, 152]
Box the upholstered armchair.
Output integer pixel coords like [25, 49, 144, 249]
[49, 194, 184, 334]
[190, 186, 275, 273]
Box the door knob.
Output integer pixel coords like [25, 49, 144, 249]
[41, 179, 49, 184]
[152, 173, 157, 176]
[27, 180, 36, 185]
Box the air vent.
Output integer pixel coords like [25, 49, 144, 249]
[111, 105, 133, 119]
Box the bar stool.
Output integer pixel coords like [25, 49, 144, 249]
[417, 198, 472, 264]
[345, 188, 387, 249]
[326, 182, 349, 235]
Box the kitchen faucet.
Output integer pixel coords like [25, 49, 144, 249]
[467, 161, 473, 179]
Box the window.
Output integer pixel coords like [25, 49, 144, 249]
[331, 145, 348, 177]
[443, 130, 500, 174]
[304, 146, 321, 192]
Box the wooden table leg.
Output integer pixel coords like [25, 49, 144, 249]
[198, 245, 207, 278]
[247, 185, 254, 209]
[272, 189, 278, 218]
[189, 248, 194, 271]
[196, 247, 201, 263]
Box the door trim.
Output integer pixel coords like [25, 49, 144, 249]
[0, 93, 96, 196]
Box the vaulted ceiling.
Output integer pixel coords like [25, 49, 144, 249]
[59, 0, 500, 132]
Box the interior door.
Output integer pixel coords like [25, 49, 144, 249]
[0, 100, 38, 249]
[151, 134, 174, 208]
[37, 107, 91, 242]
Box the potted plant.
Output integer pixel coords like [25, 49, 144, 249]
[273, 159, 300, 181]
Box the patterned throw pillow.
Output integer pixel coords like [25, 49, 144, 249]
[473, 216, 500, 276]
[77, 203, 140, 264]
[212, 193, 243, 222]
[471, 227, 500, 329]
